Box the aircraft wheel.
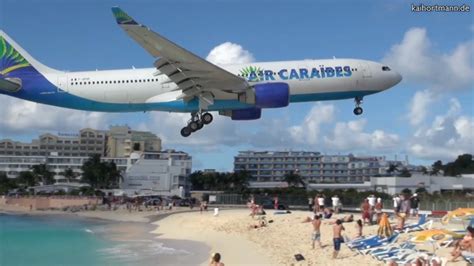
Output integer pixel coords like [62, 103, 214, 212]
[189, 121, 199, 131]
[196, 121, 204, 130]
[202, 113, 213, 124]
[353, 107, 363, 115]
[180, 127, 192, 137]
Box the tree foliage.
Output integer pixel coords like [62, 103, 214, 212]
[430, 154, 474, 177]
[81, 155, 122, 189]
[63, 168, 76, 182]
[283, 172, 305, 188]
[189, 170, 250, 192]
[0, 172, 18, 195]
[31, 164, 54, 185]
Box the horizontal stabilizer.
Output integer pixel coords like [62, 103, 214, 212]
[0, 78, 22, 92]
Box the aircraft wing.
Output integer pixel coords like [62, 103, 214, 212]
[111, 7, 249, 105]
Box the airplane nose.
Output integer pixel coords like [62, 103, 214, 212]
[394, 71, 402, 84]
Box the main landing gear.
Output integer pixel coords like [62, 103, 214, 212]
[353, 96, 363, 116]
[180, 112, 213, 137]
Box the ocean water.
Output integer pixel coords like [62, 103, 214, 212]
[0, 213, 209, 266]
[0, 213, 122, 266]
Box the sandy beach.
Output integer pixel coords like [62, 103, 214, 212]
[1, 202, 469, 265]
[151, 209, 468, 266]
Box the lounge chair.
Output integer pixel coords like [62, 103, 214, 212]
[346, 235, 380, 249]
[370, 241, 416, 260]
[395, 214, 432, 233]
[354, 233, 400, 252]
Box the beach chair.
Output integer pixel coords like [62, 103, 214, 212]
[370, 241, 416, 260]
[395, 214, 432, 233]
[382, 249, 418, 263]
[355, 233, 400, 252]
[346, 235, 380, 249]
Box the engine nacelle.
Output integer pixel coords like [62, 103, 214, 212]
[220, 108, 262, 120]
[254, 82, 289, 108]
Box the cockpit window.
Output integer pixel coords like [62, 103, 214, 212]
[382, 66, 391, 71]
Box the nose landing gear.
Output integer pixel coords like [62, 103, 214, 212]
[353, 97, 363, 116]
[180, 112, 213, 137]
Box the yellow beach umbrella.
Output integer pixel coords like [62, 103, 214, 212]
[441, 208, 474, 225]
[377, 213, 393, 238]
[410, 229, 464, 244]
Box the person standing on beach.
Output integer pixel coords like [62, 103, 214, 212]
[410, 193, 420, 218]
[331, 195, 340, 214]
[399, 195, 411, 218]
[361, 199, 371, 225]
[209, 252, 224, 266]
[308, 196, 314, 212]
[375, 198, 383, 224]
[332, 219, 345, 259]
[311, 214, 322, 249]
[317, 195, 325, 214]
[392, 194, 400, 215]
[313, 194, 319, 213]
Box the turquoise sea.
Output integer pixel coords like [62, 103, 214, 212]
[0, 213, 209, 266]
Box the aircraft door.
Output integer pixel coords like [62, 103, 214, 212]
[57, 75, 68, 92]
[359, 63, 372, 78]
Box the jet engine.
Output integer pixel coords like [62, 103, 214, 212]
[238, 82, 289, 108]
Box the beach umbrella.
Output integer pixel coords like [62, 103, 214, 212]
[441, 208, 474, 225]
[409, 229, 463, 254]
[377, 213, 393, 238]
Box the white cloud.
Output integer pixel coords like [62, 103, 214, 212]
[408, 89, 436, 126]
[0, 97, 111, 136]
[383, 27, 474, 92]
[289, 103, 335, 145]
[206, 42, 255, 66]
[323, 119, 400, 152]
[408, 99, 473, 161]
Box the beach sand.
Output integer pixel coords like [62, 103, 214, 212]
[2, 202, 469, 265]
[151, 209, 468, 266]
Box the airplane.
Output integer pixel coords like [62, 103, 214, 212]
[0, 7, 402, 137]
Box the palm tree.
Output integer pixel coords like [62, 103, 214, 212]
[31, 164, 54, 185]
[284, 172, 305, 188]
[63, 168, 76, 183]
[386, 163, 399, 175]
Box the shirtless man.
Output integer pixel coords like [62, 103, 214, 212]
[312, 214, 322, 249]
[361, 199, 371, 225]
[332, 219, 345, 259]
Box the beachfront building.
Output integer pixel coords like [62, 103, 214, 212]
[0, 126, 162, 159]
[234, 151, 405, 184]
[121, 150, 192, 196]
[0, 155, 128, 179]
[106, 125, 162, 158]
[0, 128, 106, 157]
[305, 174, 474, 194]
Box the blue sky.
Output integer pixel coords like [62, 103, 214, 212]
[1, 0, 473, 171]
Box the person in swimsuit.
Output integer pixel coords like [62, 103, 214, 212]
[312, 214, 322, 249]
[361, 199, 371, 224]
[333, 219, 345, 259]
[355, 219, 363, 238]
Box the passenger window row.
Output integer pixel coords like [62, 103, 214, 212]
[70, 78, 159, 86]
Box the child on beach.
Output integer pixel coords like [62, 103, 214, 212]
[209, 252, 224, 266]
[332, 219, 345, 259]
[355, 219, 363, 238]
[311, 214, 322, 249]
